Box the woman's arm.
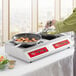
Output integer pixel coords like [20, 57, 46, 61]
[54, 8, 76, 34]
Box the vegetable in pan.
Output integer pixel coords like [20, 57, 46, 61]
[16, 37, 38, 43]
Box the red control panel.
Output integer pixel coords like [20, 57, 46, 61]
[53, 40, 70, 49]
[28, 47, 48, 58]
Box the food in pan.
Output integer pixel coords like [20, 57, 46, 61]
[15, 37, 38, 42]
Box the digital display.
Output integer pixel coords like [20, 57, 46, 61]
[28, 47, 48, 58]
[53, 40, 70, 49]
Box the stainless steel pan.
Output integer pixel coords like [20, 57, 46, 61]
[40, 32, 56, 39]
[40, 27, 56, 40]
[11, 33, 41, 46]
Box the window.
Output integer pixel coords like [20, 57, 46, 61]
[0, 0, 2, 45]
[61, 0, 74, 37]
[0, 0, 74, 44]
[61, 0, 73, 20]
[10, 0, 31, 38]
[38, 0, 55, 31]
[61, 0, 73, 35]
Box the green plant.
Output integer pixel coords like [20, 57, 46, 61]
[0, 56, 8, 69]
[0, 56, 8, 65]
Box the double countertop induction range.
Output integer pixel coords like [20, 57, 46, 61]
[5, 34, 73, 63]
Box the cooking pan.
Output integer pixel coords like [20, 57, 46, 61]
[40, 30, 56, 40]
[40, 27, 57, 40]
[11, 33, 41, 46]
[40, 33, 56, 40]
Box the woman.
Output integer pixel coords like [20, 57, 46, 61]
[45, 8, 76, 76]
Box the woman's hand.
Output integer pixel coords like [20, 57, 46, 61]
[45, 20, 56, 28]
[51, 20, 56, 25]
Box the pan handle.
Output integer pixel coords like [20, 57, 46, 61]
[9, 39, 14, 43]
[37, 41, 43, 44]
[15, 43, 22, 47]
[9, 40, 22, 47]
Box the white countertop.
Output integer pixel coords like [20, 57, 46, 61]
[0, 45, 74, 76]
